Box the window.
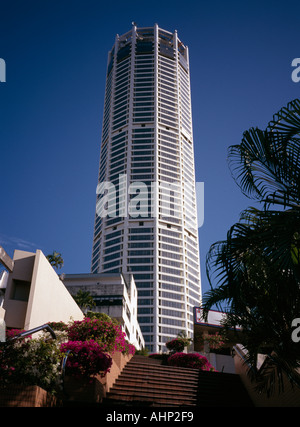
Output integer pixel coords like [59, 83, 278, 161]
[11, 279, 31, 302]
[138, 316, 153, 323]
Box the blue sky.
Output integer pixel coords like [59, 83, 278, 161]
[0, 0, 299, 298]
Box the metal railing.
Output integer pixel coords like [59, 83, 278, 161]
[6, 324, 56, 342]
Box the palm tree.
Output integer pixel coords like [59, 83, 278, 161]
[46, 251, 64, 270]
[202, 99, 300, 394]
[72, 290, 95, 314]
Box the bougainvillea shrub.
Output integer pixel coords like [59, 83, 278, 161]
[196, 332, 226, 351]
[0, 336, 63, 392]
[0, 317, 136, 391]
[167, 352, 216, 371]
[66, 317, 135, 355]
[166, 338, 185, 352]
[60, 340, 112, 378]
[165, 335, 192, 353]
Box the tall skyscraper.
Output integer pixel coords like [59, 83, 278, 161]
[91, 23, 201, 352]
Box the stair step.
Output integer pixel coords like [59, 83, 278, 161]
[122, 372, 199, 382]
[106, 398, 196, 407]
[114, 376, 198, 390]
[104, 355, 254, 407]
[131, 355, 166, 364]
[102, 397, 187, 407]
[106, 391, 197, 405]
[122, 370, 198, 384]
[122, 366, 199, 379]
[128, 360, 200, 374]
[111, 383, 197, 397]
[124, 367, 200, 376]
[112, 378, 244, 398]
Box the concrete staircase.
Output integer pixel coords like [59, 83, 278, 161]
[103, 355, 254, 407]
[196, 369, 254, 407]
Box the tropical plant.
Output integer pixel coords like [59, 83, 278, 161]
[202, 99, 300, 394]
[47, 321, 68, 332]
[196, 332, 226, 351]
[46, 251, 64, 270]
[60, 340, 112, 378]
[166, 332, 192, 353]
[0, 317, 136, 394]
[44, 321, 69, 344]
[135, 346, 150, 356]
[177, 330, 193, 347]
[167, 352, 215, 371]
[66, 317, 135, 355]
[0, 334, 63, 393]
[86, 311, 114, 322]
[72, 290, 95, 313]
[166, 338, 185, 353]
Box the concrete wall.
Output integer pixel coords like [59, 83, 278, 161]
[207, 352, 236, 374]
[234, 345, 300, 407]
[4, 250, 35, 328]
[3, 250, 84, 331]
[99, 352, 133, 393]
[0, 270, 8, 325]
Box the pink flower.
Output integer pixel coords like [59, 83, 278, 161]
[167, 353, 216, 371]
[60, 340, 113, 377]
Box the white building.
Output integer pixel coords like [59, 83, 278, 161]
[91, 24, 201, 352]
[2, 249, 84, 334]
[63, 273, 145, 350]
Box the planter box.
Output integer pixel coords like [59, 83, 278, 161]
[63, 375, 105, 405]
[99, 352, 133, 392]
[0, 384, 59, 407]
[62, 352, 133, 405]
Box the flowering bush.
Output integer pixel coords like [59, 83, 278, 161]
[167, 352, 216, 371]
[123, 341, 136, 356]
[166, 336, 192, 353]
[47, 321, 68, 332]
[42, 321, 69, 345]
[5, 328, 31, 340]
[166, 338, 185, 352]
[60, 340, 112, 378]
[0, 317, 136, 392]
[0, 336, 63, 393]
[197, 332, 226, 351]
[66, 317, 135, 355]
[59, 317, 135, 379]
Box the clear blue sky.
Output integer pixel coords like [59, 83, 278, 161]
[0, 0, 299, 298]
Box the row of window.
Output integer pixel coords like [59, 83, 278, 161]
[101, 239, 184, 258]
[102, 71, 113, 142]
[138, 316, 186, 328]
[110, 50, 190, 130]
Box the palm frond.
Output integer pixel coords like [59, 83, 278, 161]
[250, 353, 300, 397]
[228, 99, 300, 208]
[204, 100, 300, 397]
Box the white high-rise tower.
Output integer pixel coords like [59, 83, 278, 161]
[91, 24, 201, 352]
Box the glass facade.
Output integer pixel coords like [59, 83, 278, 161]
[92, 24, 201, 353]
